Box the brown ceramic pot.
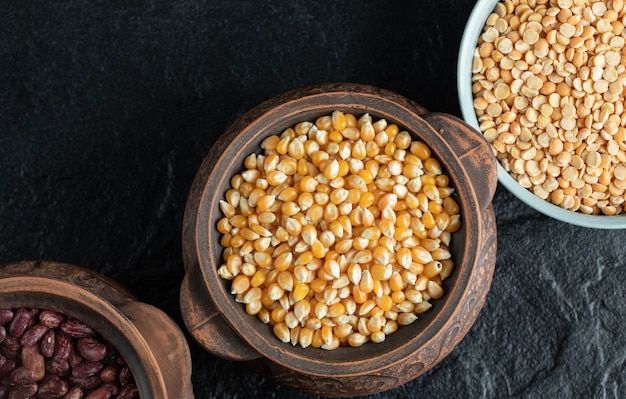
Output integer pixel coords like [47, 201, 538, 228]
[180, 83, 498, 397]
[0, 260, 194, 399]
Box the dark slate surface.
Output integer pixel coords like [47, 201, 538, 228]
[2, 1, 626, 398]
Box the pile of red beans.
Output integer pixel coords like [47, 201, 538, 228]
[0, 308, 138, 399]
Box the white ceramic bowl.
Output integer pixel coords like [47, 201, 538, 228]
[457, 0, 626, 229]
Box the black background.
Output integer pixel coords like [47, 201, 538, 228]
[2, 1, 626, 398]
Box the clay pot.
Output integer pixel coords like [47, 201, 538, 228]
[180, 83, 498, 397]
[0, 260, 194, 399]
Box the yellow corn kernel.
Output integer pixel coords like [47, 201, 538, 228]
[276, 270, 294, 292]
[217, 217, 232, 234]
[330, 187, 349, 204]
[371, 264, 392, 281]
[288, 139, 305, 159]
[422, 211, 436, 229]
[384, 142, 397, 157]
[311, 329, 324, 348]
[352, 140, 366, 160]
[292, 283, 310, 301]
[250, 269, 266, 287]
[329, 130, 343, 143]
[299, 175, 319, 192]
[298, 327, 314, 348]
[410, 141, 431, 160]
[360, 120, 375, 141]
[321, 325, 334, 347]
[365, 141, 380, 157]
[273, 322, 290, 343]
[310, 238, 325, 259]
[376, 295, 394, 312]
[328, 302, 346, 318]
[253, 251, 272, 269]
[385, 123, 399, 139]
[230, 173, 244, 189]
[261, 135, 280, 151]
[332, 110, 347, 131]
[423, 260, 443, 280]
[440, 259, 454, 280]
[424, 158, 442, 175]
[379, 219, 395, 238]
[394, 131, 412, 150]
[391, 291, 406, 304]
[354, 192, 373, 210]
[427, 281, 444, 299]
[272, 252, 292, 272]
[443, 197, 460, 215]
[275, 137, 290, 155]
[231, 275, 250, 295]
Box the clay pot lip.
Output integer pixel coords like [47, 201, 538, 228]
[457, 0, 626, 229]
[0, 260, 168, 398]
[191, 82, 484, 374]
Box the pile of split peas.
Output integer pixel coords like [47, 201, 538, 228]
[472, 0, 626, 215]
[216, 111, 461, 350]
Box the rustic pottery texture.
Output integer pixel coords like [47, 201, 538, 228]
[0, 260, 194, 399]
[180, 83, 498, 397]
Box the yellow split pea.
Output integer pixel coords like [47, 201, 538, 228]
[472, 0, 626, 215]
[216, 111, 461, 350]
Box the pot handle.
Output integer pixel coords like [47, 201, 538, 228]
[420, 112, 498, 211]
[179, 270, 262, 362]
[119, 301, 195, 399]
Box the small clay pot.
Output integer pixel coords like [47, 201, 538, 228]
[180, 83, 498, 397]
[0, 260, 194, 399]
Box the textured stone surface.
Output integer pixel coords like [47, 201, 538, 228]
[1, 1, 625, 398]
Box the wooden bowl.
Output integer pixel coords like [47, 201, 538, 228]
[0, 260, 194, 399]
[180, 83, 498, 397]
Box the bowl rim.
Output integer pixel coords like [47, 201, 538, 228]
[457, 0, 626, 229]
[191, 82, 490, 376]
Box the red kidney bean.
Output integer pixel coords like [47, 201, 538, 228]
[0, 384, 9, 399]
[117, 383, 138, 399]
[98, 365, 118, 383]
[36, 375, 69, 399]
[76, 338, 106, 362]
[21, 344, 45, 381]
[41, 330, 56, 358]
[83, 387, 111, 399]
[52, 333, 71, 363]
[2, 335, 21, 361]
[67, 346, 83, 369]
[100, 382, 119, 396]
[39, 311, 64, 329]
[19, 324, 49, 347]
[0, 355, 16, 377]
[59, 320, 95, 339]
[0, 326, 6, 344]
[69, 375, 101, 390]
[8, 309, 32, 338]
[7, 382, 37, 399]
[71, 361, 103, 379]
[118, 367, 132, 386]
[10, 366, 36, 384]
[62, 386, 84, 399]
[45, 359, 70, 377]
[0, 310, 14, 325]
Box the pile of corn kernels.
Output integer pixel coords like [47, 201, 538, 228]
[216, 111, 461, 350]
[472, 0, 626, 215]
